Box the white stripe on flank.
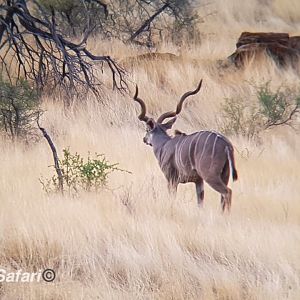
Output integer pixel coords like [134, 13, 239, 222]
[175, 138, 186, 169]
[193, 131, 205, 161]
[178, 136, 188, 169]
[188, 133, 199, 169]
[174, 140, 181, 170]
[208, 133, 219, 170]
[193, 131, 206, 172]
[211, 130, 231, 145]
[199, 132, 214, 162]
[211, 134, 218, 159]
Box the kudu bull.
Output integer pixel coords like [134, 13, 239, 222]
[133, 80, 238, 211]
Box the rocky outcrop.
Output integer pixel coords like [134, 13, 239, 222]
[229, 32, 300, 67]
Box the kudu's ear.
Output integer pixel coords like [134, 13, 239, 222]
[162, 117, 177, 130]
[146, 118, 155, 130]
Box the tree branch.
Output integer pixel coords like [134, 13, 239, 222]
[128, 2, 170, 43]
[0, 0, 127, 96]
[37, 118, 64, 194]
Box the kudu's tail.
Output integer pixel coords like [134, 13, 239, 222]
[226, 146, 238, 181]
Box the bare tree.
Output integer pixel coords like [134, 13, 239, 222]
[0, 0, 127, 96]
[36, 0, 109, 37]
[96, 0, 200, 47]
[17, 1, 200, 50]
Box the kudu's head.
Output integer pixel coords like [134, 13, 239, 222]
[133, 80, 203, 146]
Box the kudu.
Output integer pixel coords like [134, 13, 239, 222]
[133, 80, 238, 211]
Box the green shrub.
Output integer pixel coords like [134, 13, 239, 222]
[0, 78, 41, 141]
[220, 96, 262, 140]
[220, 82, 300, 140]
[40, 148, 127, 194]
[256, 81, 300, 128]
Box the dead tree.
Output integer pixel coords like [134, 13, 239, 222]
[0, 0, 127, 96]
[104, 0, 199, 48]
[37, 118, 64, 194]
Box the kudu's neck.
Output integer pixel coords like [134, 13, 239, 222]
[152, 132, 172, 160]
[151, 130, 172, 159]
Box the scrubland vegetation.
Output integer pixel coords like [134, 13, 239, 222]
[0, 0, 300, 299]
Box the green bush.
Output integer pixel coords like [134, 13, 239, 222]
[257, 81, 300, 128]
[0, 78, 41, 141]
[220, 82, 300, 140]
[40, 148, 127, 194]
[220, 96, 262, 140]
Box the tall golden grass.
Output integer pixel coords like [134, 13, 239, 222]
[0, 1, 300, 299]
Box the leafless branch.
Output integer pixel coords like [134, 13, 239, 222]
[264, 103, 300, 129]
[128, 2, 170, 43]
[0, 0, 127, 96]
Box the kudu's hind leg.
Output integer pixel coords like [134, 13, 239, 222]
[205, 176, 232, 212]
[195, 179, 204, 207]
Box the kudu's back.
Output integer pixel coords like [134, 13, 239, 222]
[160, 130, 238, 184]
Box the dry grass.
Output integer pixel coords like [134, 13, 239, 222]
[1, 1, 300, 299]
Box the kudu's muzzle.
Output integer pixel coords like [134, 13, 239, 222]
[143, 136, 152, 146]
